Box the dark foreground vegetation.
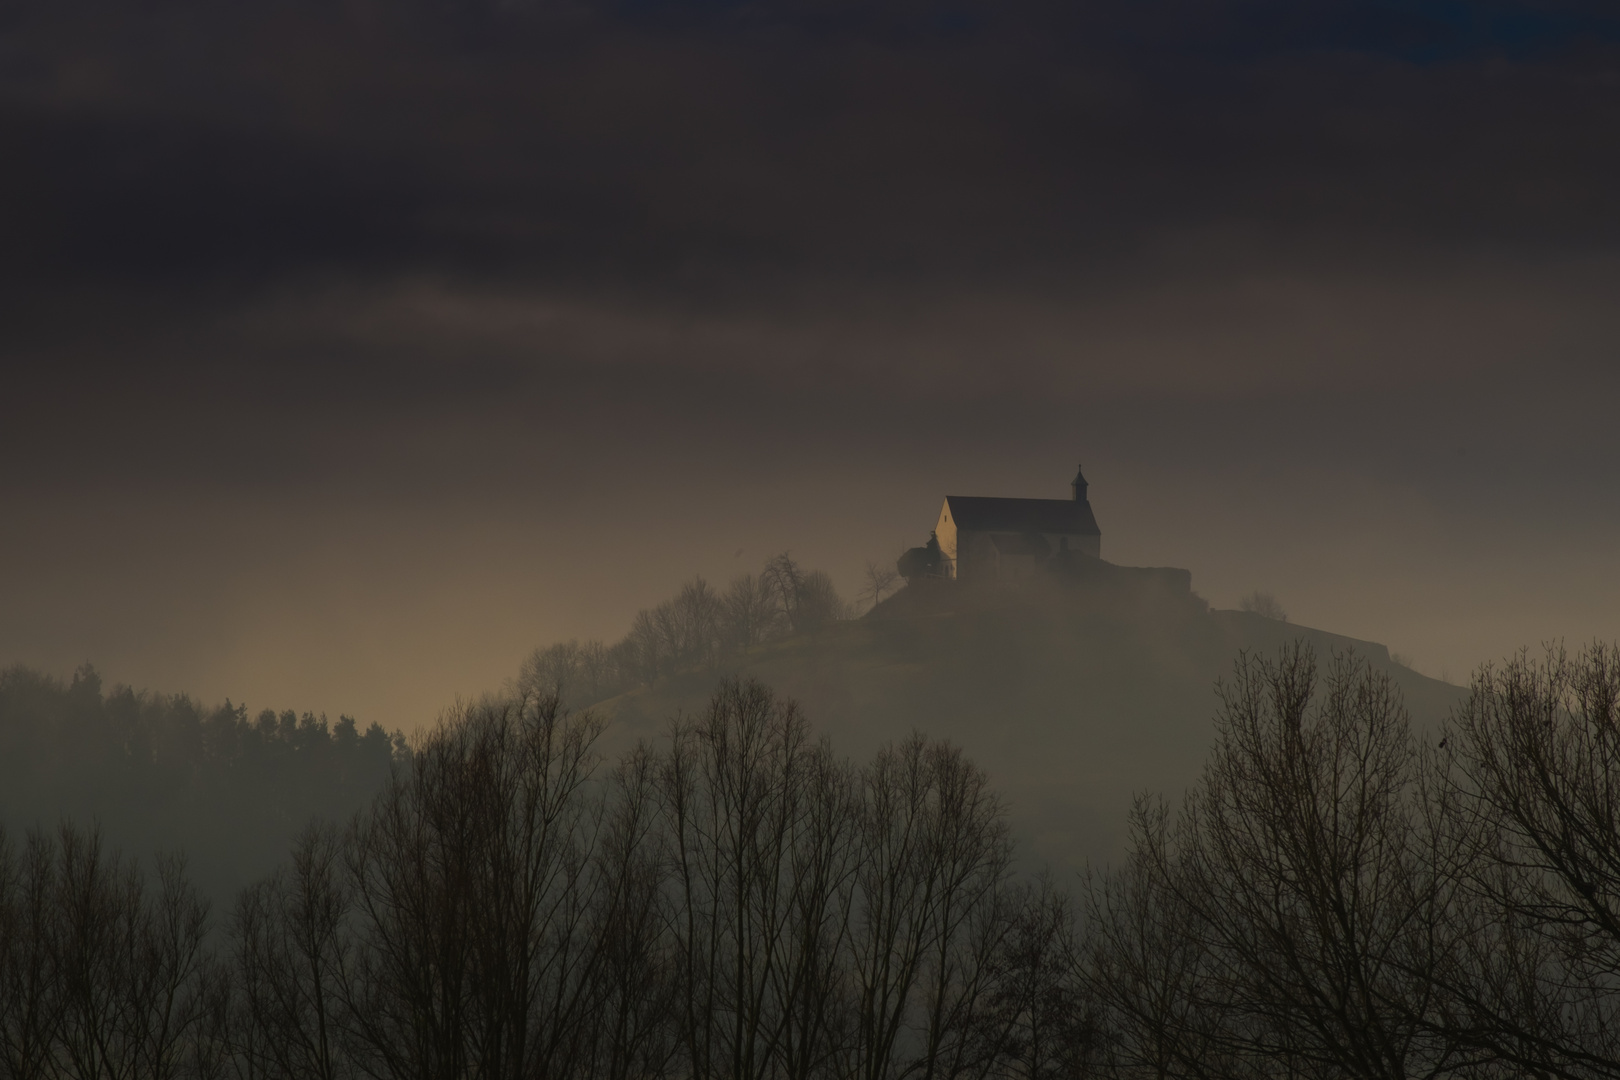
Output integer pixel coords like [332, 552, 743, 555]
[4, 644, 1620, 1080]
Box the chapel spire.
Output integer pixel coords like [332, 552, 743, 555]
[1071, 463, 1089, 503]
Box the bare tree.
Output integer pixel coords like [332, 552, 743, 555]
[340, 692, 610, 1080]
[982, 879, 1097, 1080]
[232, 824, 350, 1080]
[794, 572, 850, 633]
[672, 578, 726, 671]
[723, 574, 782, 651]
[518, 641, 585, 707]
[1086, 645, 1466, 1080]
[858, 564, 900, 614]
[570, 746, 680, 1080]
[517, 555, 859, 704]
[575, 640, 617, 706]
[657, 678, 859, 1080]
[763, 554, 809, 632]
[0, 825, 217, 1080]
[1237, 592, 1286, 623]
[0, 828, 62, 1080]
[624, 611, 664, 687]
[1434, 643, 1620, 1078]
[845, 735, 1017, 1080]
[1081, 800, 1231, 1080]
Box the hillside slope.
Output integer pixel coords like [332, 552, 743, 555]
[585, 575, 1462, 872]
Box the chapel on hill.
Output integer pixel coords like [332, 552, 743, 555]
[934, 464, 1102, 580]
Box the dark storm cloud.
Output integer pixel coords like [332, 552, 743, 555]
[5, 0, 1619, 430]
[6, 0, 1618, 480]
[6, 0, 1619, 301]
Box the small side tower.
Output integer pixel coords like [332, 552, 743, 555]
[1071, 463, 1089, 503]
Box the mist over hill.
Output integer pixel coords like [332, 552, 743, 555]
[2, 581, 1610, 1080]
[545, 559, 1462, 871]
[0, 549, 1459, 900]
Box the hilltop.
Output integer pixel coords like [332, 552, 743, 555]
[578, 567, 1461, 872]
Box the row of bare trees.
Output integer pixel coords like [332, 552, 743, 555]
[7, 644, 1620, 1079]
[4, 679, 1065, 1080]
[519, 555, 852, 709]
[0, 830, 220, 1080]
[1086, 642, 1620, 1080]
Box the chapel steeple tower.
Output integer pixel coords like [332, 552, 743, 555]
[1071, 463, 1089, 503]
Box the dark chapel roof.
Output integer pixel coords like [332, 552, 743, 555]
[943, 495, 1101, 536]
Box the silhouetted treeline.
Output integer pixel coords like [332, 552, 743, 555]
[1085, 642, 1620, 1080]
[521, 553, 852, 709]
[2, 679, 1076, 1080]
[7, 646, 1620, 1079]
[0, 664, 406, 904]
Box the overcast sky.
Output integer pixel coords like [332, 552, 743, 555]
[4, 0, 1619, 731]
